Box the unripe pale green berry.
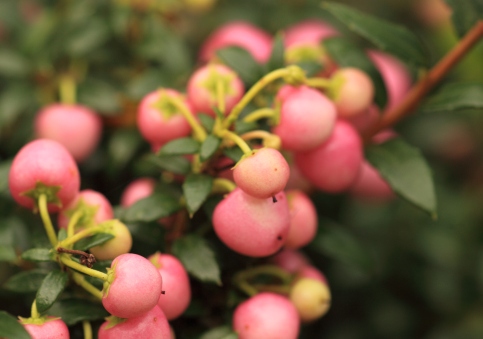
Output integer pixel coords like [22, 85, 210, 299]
[289, 278, 331, 322]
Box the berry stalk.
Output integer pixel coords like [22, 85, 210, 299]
[38, 194, 58, 247]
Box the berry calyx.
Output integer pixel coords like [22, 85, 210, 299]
[233, 148, 290, 199]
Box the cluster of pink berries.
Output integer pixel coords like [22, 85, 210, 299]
[6, 15, 413, 339]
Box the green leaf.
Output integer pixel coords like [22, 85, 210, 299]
[267, 33, 285, 71]
[21, 248, 53, 262]
[0, 311, 31, 339]
[217, 47, 264, 85]
[0, 48, 30, 77]
[295, 60, 324, 77]
[443, 0, 483, 37]
[323, 2, 427, 67]
[159, 137, 200, 156]
[419, 82, 483, 113]
[198, 114, 215, 132]
[65, 19, 109, 57]
[36, 270, 68, 313]
[182, 174, 213, 216]
[223, 147, 244, 163]
[200, 325, 238, 339]
[78, 79, 120, 114]
[47, 298, 109, 326]
[149, 154, 191, 175]
[172, 234, 221, 285]
[123, 192, 182, 223]
[324, 37, 388, 109]
[200, 135, 221, 162]
[366, 138, 437, 217]
[3, 269, 48, 293]
[74, 233, 115, 251]
[0, 245, 16, 262]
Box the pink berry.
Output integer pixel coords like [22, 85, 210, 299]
[295, 120, 363, 193]
[212, 188, 290, 257]
[284, 19, 338, 49]
[98, 305, 170, 339]
[34, 104, 102, 162]
[8, 139, 80, 212]
[343, 104, 380, 134]
[274, 86, 336, 151]
[57, 189, 114, 229]
[148, 253, 191, 320]
[22, 317, 69, 339]
[269, 249, 310, 274]
[102, 253, 163, 318]
[90, 220, 133, 260]
[187, 64, 244, 116]
[330, 67, 375, 117]
[349, 160, 394, 201]
[295, 265, 328, 285]
[233, 148, 289, 199]
[120, 178, 156, 207]
[137, 89, 192, 146]
[233, 292, 300, 339]
[199, 21, 272, 63]
[284, 190, 318, 249]
[367, 50, 412, 111]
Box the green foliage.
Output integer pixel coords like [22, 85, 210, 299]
[35, 270, 68, 313]
[0, 311, 31, 339]
[444, 0, 483, 37]
[420, 82, 483, 113]
[123, 192, 182, 223]
[217, 47, 264, 85]
[182, 174, 214, 216]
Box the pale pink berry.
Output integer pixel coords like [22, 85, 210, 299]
[295, 120, 363, 193]
[233, 292, 300, 339]
[58, 189, 114, 229]
[98, 305, 170, 339]
[296, 265, 328, 285]
[350, 160, 394, 201]
[102, 253, 163, 318]
[22, 317, 70, 339]
[90, 220, 133, 260]
[233, 148, 289, 199]
[367, 50, 412, 111]
[8, 139, 80, 212]
[289, 278, 331, 322]
[34, 103, 102, 162]
[344, 104, 380, 134]
[199, 21, 272, 63]
[120, 178, 156, 207]
[284, 19, 339, 49]
[269, 249, 310, 274]
[148, 253, 191, 320]
[137, 89, 192, 146]
[274, 86, 336, 151]
[330, 68, 375, 117]
[213, 188, 290, 257]
[284, 190, 318, 249]
[187, 64, 244, 116]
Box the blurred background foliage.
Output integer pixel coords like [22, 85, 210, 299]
[1, 0, 483, 338]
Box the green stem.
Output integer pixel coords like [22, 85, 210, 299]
[235, 265, 293, 284]
[168, 96, 207, 142]
[240, 130, 281, 149]
[222, 66, 305, 130]
[212, 178, 237, 194]
[59, 75, 76, 105]
[216, 77, 226, 115]
[218, 130, 252, 155]
[31, 300, 40, 319]
[243, 108, 277, 123]
[38, 194, 58, 247]
[58, 225, 106, 249]
[60, 255, 108, 281]
[305, 77, 332, 89]
[83, 321, 93, 339]
[72, 272, 103, 300]
[237, 280, 259, 297]
[66, 210, 83, 240]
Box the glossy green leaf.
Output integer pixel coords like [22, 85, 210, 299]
[36, 270, 68, 313]
[419, 82, 483, 113]
[200, 325, 238, 339]
[324, 36, 388, 109]
[182, 174, 213, 216]
[3, 269, 48, 293]
[159, 137, 200, 156]
[149, 154, 191, 175]
[223, 147, 244, 163]
[198, 114, 215, 132]
[267, 33, 285, 71]
[200, 135, 221, 162]
[123, 192, 182, 223]
[47, 298, 109, 326]
[21, 248, 53, 262]
[74, 233, 115, 251]
[0, 311, 31, 339]
[366, 138, 437, 217]
[323, 2, 427, 67]
[217, 47, 264, 85]
[172, 234, 221, 285]
[443, 0, 483, 37]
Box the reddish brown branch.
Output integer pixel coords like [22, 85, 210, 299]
[364, 20, 483, 141]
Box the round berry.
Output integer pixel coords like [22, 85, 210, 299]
[34, 103, 102, 162]
[90, 220, 133, 261]
[350, 160, 394, 201]
[213, 188, 290, 257]
[270, 249, 310, 274]
[233, 148, 290, 199]
[22, 317, 69, 339]
[289, 278, 331, 322]
[120, 178, 156, 208]
[8, 139, 80, 212]
[233, 293, 300, 339]
[284, 190, 318, 249]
